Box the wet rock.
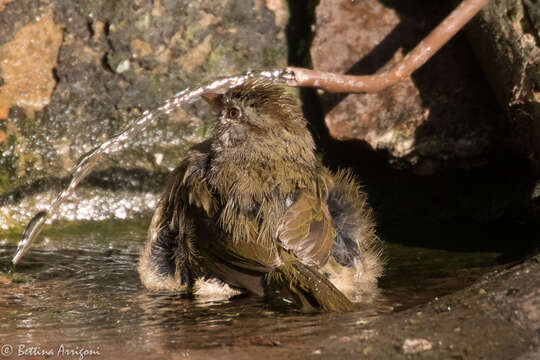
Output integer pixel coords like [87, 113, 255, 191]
[0, 9, 62, 119]
[402, 338, 432, 354]
[0, 273, 11, 285]
[0, 0, 288, 230]
[0, 187, 159, 232]
[465, 0, 540, 174]
[307, 255, 540, 359]
[0, 0, 14, 12]
[310, 0, 505, 173]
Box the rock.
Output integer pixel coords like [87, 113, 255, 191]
[0, 10, 62, 119]
[465, 0, 540, 175]
[402, 338, 433, 354]
[0, 0, 14, 12]
[310, 0, 506, 173]
[302, 255, 540, 359]
[0, 0, 288, 230]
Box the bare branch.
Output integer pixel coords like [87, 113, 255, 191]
[286, 0, 489, 93]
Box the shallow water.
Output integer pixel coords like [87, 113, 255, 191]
[0, 219, 500, 358]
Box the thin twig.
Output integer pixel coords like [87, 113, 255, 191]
[286, 0, 489, 93]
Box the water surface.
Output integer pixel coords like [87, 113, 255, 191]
[0, 219, 500, 358]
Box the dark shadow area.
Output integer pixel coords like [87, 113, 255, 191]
[285, 0, 329, 146]
[324, 140, 537, 262]
[285, 0, 538, 262]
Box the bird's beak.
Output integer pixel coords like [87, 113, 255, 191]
[202, 93, 224, 112]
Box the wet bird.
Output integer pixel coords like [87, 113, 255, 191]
[138, 79, 382, 311]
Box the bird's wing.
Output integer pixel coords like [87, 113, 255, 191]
[177, 141, 277, 295]
[193, 220, 278, 296]
[277, 190, 336, 267]
[140, 141, 214, 289]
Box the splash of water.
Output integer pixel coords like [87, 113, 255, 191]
[12, 69, 295, 265]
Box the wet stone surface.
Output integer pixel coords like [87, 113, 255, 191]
[312, 255, 540, 360]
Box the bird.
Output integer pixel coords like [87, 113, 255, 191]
[138, 79, 382, 311]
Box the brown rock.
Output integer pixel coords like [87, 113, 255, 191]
[0, 9, 63, 118]
[176, 34, 213, 73]
[265, 0, 289, 28]
[131, 38, 153, 58]
[0, 0, 14, 13]
[311, 0, 504, 173]
[402, 338, 433, 354]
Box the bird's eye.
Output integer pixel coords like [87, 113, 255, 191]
[227, 107, 240, 120]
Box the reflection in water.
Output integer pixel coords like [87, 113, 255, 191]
[0, 219, 499, 356]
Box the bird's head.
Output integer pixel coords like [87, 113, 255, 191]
[202, 80, 314, 158]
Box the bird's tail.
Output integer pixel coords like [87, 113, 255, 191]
[264, 253, 354, 312]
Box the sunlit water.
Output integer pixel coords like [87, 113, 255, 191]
[0, 219, 500, 358]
